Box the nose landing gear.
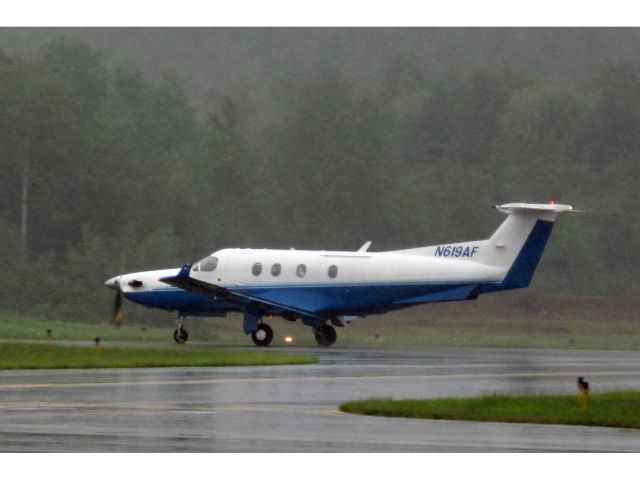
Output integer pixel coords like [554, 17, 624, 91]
[173, 328, 189, 343]
[173, 316, 189, 344]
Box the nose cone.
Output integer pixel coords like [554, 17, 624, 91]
[104, 275, 120, 290]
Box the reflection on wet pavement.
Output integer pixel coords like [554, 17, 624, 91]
[2, 347, 640, 451]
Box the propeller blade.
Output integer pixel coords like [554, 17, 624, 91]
[111, 283, 124, 328]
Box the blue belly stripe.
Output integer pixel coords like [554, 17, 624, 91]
[124, 289, 234, 315]
[124, 280, 487, 317]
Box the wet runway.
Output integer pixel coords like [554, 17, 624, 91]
[2, 346, 640, 452]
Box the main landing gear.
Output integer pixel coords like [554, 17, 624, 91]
[173, 316, 189, 344]
[251, 323, 274, 347]
[313, 324, 337, 347]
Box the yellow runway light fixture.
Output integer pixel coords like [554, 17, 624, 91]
[577, 377, 589, 409]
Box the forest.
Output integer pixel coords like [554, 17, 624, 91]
[0, 29, 638, 323]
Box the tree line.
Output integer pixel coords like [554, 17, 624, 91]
[0, 36, 637, 322]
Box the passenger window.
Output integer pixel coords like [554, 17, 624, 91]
[328, 265, 338, 278]
[271, 263, 281, 276]
[296, 264, 307, 278]
[252, 263, 262, 276]
[200, 256, 218, 272]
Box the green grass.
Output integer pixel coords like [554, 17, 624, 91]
[0, 313, 170, 342]
[4, 292, 640, 350]
[340, 391, 640, 429]
[0, 343, 317, 369]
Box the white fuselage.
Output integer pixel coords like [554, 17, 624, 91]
[106, 202, 572, 340]
[104, 202, 573, 346]
[190, 248, 506, 288]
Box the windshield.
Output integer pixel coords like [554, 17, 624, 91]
[196, 256, 219, 272]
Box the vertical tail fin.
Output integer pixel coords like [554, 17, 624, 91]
[477, 203, 572, 289]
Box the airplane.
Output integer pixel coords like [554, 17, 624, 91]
[104, 202, 573, 347]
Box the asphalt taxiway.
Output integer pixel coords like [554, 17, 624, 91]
[2, 346, 640, 452]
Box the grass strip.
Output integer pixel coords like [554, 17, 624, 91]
[0, 313, 170, 342]
[340, 391, 640, 429]
[6, 311, 640, 350]
[0, 343, 317, 369]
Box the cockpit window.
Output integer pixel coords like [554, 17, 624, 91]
[199, 256, 219, 272]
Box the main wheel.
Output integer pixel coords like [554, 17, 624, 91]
[173, 328, 189, 344]
[314, 324, 337, 347]
[251, 323, 273, 347]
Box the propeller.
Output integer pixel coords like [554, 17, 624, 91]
[105, 276, 144, 328]
[112, 286, 123, 328]
[111, 290, 124, 328]
[105, 276, 124, 328]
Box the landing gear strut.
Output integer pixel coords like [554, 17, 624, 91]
[251, 323, 273, 347]
[314, 324, 337, 347]
[173, 316, 189, 344]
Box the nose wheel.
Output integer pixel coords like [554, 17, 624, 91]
[173, 328, 189, 344]
[251, 323, 273, 347]
[173, 316, 189, 344]
[314, 324, 337, 347]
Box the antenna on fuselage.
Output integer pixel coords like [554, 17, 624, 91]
[358, 241, 372, 253]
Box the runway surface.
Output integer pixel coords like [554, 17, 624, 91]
[2, 346, 640, 452]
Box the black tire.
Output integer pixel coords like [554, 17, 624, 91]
[314, 332, 329, 347]
[173, 328, 189, 344]
[314, 324, 337, 347]
[251, 323, 273, 347]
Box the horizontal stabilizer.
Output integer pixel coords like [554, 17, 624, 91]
[495, 203, 573, 216]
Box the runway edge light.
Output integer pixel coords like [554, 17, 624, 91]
[577, 377, 590, 409]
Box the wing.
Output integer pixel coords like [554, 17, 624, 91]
[160, 264, 325, 321]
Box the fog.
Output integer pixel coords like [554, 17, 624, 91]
[0, 28, 637, 322]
